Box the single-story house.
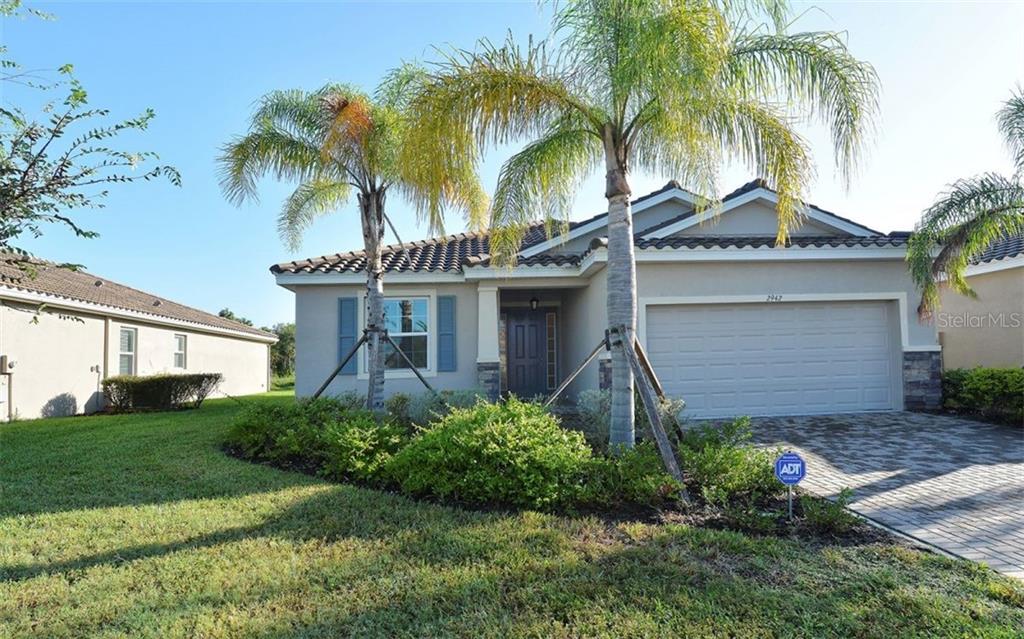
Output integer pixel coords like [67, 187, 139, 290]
[0, 256, 276, 420]
[274, 179, 942, 419]
[938, 233, 1023, 369]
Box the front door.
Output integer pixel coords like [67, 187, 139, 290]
[505, 309, 548, 398]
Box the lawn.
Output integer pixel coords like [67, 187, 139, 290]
[2, 394, 1022, 638]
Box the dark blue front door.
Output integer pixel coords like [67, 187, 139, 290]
[506, 310, 547, 398]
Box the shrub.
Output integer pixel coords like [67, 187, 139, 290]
[388, 397, 592, 509]
[575, 389, 686, 451]
[406, 388, 487, 426]
[943, 367, 1023, 425]
[225, 396, 407, 483]
[102, 373, 222, 412]
[316, 414, 407, 483]
[384, 392, 412, 427]
[677, 417, 780, 506]
[577, 442, 683, 508]
[802, 488, 859, 535]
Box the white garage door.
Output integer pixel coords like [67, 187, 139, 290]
[646, 301, 898, 418]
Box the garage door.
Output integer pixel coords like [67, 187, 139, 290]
[646, 301, 897, 418]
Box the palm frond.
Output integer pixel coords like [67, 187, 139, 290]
[278, 179, 352, 251]
[997, 87, 1024, 174]
[728, 31, 879, 187]
[907, 173, 1024, 314]
[218, 127, 326, 205]
[636, 93, 813, 241]
[489, 122, 602, 265]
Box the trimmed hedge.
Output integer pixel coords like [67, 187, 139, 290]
[102, 373, 222, 412]
[943, 367, 1024, 425]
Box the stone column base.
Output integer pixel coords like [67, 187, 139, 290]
[477, 361, 501, 400]
[903, 351, 942, 410]
[598, 358, 612, 391]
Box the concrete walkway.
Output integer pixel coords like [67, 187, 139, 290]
[749, 412, 1024, 579]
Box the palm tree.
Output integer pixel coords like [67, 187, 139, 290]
[219, 77, 486, 410]
[403, 0, 878, 448]
[908, 89, 1024, 315]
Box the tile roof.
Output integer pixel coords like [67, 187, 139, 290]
[0, 256, 275, 340]
[970, 233, 1023, 264]
[272, 179, 892, 276]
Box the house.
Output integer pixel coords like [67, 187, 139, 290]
[274, 179, 942, 419]
[938, 234, 1023, 369]
[0, 256, 276, 420]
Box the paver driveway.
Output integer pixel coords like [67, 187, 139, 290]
[749, 412, 1024, 579]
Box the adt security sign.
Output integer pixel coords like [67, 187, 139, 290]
[775, 452, 806, 485]
[775, 451, 806, 521]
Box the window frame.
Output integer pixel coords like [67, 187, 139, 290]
[118, 327, 137, 376]
[173, 333, 187, 369]
[357, 290, 436, 379]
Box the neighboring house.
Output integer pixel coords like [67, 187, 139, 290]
[0, 257, 276, 420]
[938, 234, 1024, 370]
[274, 179, 942, 419]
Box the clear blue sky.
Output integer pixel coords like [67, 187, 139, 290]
[5, 1, 1023, 328]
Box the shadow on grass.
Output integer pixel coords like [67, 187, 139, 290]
[0, 394, 308, 518]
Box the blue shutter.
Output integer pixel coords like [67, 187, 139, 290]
[437, 295, 456, 372]
[338, 297, 358, 375]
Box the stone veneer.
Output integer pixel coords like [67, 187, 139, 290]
[902, 351, 942, 410]
[598, 358, 612, 391]
[476, 362, 501, 400]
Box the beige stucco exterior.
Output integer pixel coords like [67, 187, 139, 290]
[284, 192, 941, 411]
[0, 296, 273, 420]
[938, 264, 1024, 369]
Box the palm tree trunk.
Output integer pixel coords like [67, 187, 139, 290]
[360, 191, 386, 412]
[603, 131, 636, 449]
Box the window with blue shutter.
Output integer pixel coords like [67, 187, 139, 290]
[437, 295, 456, 372]
[338, 297, 358, 375]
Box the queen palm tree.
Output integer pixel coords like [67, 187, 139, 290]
[403, 0, 879, 448]
[219, 77, 486, 411]
[908, 89, 1024, 315]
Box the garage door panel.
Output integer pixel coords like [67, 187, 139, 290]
[647, 301, 897, 418]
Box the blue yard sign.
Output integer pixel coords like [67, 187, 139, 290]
[775, 452, 806, 485]
[775, 451, 806, 521]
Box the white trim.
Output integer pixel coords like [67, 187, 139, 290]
[464, 265, 580, 280]
[636, 292, 936, 353]
[964, 254, 1024, 276]
[356, 288, 437, 380]
[633, 245, 906, 262]
[641, 188, 877, 239]
[0, 286, 277, 344]
[518, 188, 699, 258]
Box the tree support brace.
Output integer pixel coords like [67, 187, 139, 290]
[609, 325, 688, 497]
[312, 326, 442, 401]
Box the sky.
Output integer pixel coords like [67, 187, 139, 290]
[4, 0, 1023, 328]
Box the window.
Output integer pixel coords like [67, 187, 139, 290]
[173, 334, 187, 369]
[118, 327, 136, 375]
[381, 297, 429, 370]
[546, 312, 557, 389]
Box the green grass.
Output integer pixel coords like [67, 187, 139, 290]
[2, 394, 1022, 638]
[271, 374, 295, 391]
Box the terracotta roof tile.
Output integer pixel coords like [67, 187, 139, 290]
[0, 256, 274, 339]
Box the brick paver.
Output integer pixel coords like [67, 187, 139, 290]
[749, 412, 1024, 579]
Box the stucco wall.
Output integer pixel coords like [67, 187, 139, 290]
[1, 301, 107, 419]
[669, 201, 842, 237]
[293, 282, 480, 398]
[107, 320, 270, 398]
[635, 259, 937, 349]
[938, 266, 1024, 369]
[0, 299, 270, 420]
